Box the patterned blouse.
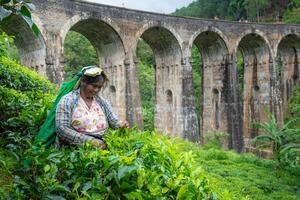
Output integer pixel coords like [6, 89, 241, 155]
[55, 89, 119, 146]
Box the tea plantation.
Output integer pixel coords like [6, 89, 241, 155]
[0, 57, 299, 199]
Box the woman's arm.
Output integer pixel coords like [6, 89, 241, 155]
[55, 94, 94, 145]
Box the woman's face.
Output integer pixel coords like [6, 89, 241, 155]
[82, 79, 105, 98]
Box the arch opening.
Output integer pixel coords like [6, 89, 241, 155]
[136, 39, 155, 130]
[191, 45, 202, 131]
[1, 15, 46, 77]
[192, 31, 229, 145]
[63, 31, 98, 80]
[63, 18, 126, 119]
[237, 33, 272, 146]
[136, 26, 182, 136]
[277, 34, 300, 112]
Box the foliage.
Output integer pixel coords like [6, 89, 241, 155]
[243, 0, 268, 22]
[203, 132, 229, 150]
[0, 0, 39, 36]
[0, 54, 55, 196]
[11, 129, 216, 199]
[228, 0, 247, 20]
[64, 31, 98, 81]
[173, 0, 290, 23]
[285, 0, 300, 22]
[0, 56, 55, 92]
[0, 148, 16, 196]
[288, 85, 300, 127]
[237, 49, 245, 95]
[194, 148, 300, 200]
[191, 45, 202, 122]
[136, 38, 155, 67]
[0, 55, 55, 148]
[174, 0, 231, 19]
[137, 40, 155, 130]
[252, 114, 300, 167]
[0, 31, 13, 56]
[3, 128, 298, 199]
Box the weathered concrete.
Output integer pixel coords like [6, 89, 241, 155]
[4, 0, 300, 152]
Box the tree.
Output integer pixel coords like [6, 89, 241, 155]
[0, 0, 39, 36]
[244, 0, 268, 22]
[253, 114, 300, 167]
[228, 0, 247, 20]
[63, 31, 98, 80]
[283, 0, 300, 24]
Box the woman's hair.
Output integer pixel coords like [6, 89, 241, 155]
[80, 72, 109, 88]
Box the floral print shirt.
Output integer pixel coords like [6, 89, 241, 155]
[55, 89, 119, 146]
[71, 96, 108, 135]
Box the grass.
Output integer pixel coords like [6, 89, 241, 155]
[180, 142, 300, 200]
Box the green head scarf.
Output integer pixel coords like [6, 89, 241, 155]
[35, 66, 105, 146]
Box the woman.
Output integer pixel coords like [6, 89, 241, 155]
[54, 66, 128, 148]
[35, 66, 128, 148]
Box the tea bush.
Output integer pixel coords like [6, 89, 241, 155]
[11, 130, 219, 199]
[0, 56, 55, 93]
[0, 56, 56, 149]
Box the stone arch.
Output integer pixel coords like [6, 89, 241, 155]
[1, 14, 47, 77]
[188, 26, 230, 56]
[236, 32, 272, 148]
[60, 15, 125, 67]
[234, 29, 272, 52]
[61, 15, 127, 120]
[190, 30, 230, 143]
[276, 33, 300, 112]
[132, 22, 183, 55]
[134, 24, 182, 136]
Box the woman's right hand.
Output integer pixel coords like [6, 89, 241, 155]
[91, 139, 107, 149]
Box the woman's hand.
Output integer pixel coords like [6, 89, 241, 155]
[119, 120, 129, 128]
[91, 139, 107, 149]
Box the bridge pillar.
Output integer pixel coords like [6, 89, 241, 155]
[44, 32, 65, 85]
[123, 56, 144, 129]
[270, 58, 284, 127]
[180, 57, 200, 142]
[225, 54, 244, 152]
[243, 57, 273, 150]
[200, 57, 234, 148]
[155, 60, 183, 138]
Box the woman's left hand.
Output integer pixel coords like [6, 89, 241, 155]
[119, 120, 129, 128]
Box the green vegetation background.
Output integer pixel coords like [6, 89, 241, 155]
[1, 0, 300, 199]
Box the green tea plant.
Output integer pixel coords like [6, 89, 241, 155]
[203, 132, 229, 150]
[0, 56, 56, 92]
[0, 55, 55, 150]
[11, 129, 218, 199]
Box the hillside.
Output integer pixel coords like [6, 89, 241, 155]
[173, 0, 300, 23]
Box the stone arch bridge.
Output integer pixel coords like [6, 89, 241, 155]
[4, 0, 300, 152]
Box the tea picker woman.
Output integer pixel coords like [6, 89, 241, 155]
[35, 66, 128, 149]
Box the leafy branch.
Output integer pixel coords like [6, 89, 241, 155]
[0, 0, 39, 36]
